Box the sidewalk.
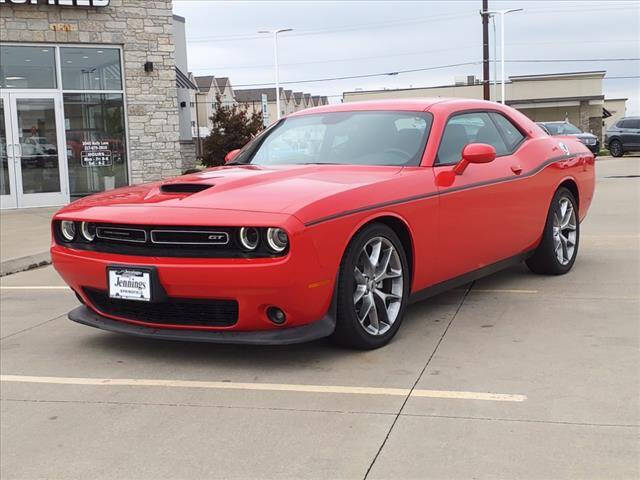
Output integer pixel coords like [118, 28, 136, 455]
[0, 207, 58, 276]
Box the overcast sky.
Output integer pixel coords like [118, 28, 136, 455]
[173, 0, 640, 113]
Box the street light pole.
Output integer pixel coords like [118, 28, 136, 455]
[481, 8, 523, 104]
[258, 28, 292, 120]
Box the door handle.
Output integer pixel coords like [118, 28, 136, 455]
[511, 165, 523, 175]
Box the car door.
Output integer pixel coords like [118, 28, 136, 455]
[621, 119, 640, 148]
[433, 110, 532, 281]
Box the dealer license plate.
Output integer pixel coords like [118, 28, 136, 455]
[108, 268, 151, 302]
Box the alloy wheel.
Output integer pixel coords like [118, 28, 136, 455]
[352, 236, 403, 336]
[553, 197, 577, 266]
[610, 141, 622, 157]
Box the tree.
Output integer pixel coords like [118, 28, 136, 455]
[201, 94, 263, 167]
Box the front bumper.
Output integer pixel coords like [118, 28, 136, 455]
[69, 305, 335, 345]
[51, 224, 338, 338]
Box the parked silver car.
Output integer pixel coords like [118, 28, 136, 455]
[605, 117, 640, 157]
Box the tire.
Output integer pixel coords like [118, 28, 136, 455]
[526, 187, 580, 275]
[609, 139, 623, 157]
[332, 223, 410, 349]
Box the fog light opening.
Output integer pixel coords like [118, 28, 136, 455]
[266, 306, 286, 325]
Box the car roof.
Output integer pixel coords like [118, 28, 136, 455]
[287, 98, 508, 116]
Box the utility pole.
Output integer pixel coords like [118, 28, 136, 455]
[481, 0, 490, 101]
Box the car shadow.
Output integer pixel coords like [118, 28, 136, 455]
[80, 263, 535, 368]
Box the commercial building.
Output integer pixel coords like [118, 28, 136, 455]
[344, 71, 625, 143]
[0, 0, 196, 209]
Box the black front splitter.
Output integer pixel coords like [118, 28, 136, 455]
[68, 306, 336, 345]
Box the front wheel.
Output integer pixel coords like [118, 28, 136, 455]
[332, 223, 409, 349]
[526, 187, 580, 275]
[609, 139, 623, 157]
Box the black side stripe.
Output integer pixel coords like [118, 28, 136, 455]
[303, 154, 577, 227]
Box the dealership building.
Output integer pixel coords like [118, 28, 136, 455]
[0, 0, 197, 209]
[344, 71, 627, 144]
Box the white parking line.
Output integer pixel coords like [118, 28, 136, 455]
[468, 289, 539, 294]
[0, 375, 527, 403]
[0, 286, 70, 290]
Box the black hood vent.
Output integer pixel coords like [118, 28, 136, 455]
[161, 183, 212, 194]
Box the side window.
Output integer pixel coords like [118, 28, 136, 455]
[436, 112, 507, 165]
[627, 119, 640, 129]
[490, 113, 525, 150]
[618, 120, 629, 128]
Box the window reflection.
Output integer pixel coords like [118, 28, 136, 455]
[0, 99, 9, 196]
[16, 99, 61, 194]
[64, 93, 128, 199]
[0, 46, 56, 89]
[61, 48, 122, 91]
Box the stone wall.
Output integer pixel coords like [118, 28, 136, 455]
[0, 0, 182, 184]
[179, 140, 197, 173]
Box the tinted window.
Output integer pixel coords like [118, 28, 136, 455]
[544, 122, 581, 135]
[61, 48, 122, 91]
[625, 119, 640, 129]
[437, 112, 507, 165]
[491, 113, 525, 149]
[0, 46, 57, 89]
[242, 111, 433, 166]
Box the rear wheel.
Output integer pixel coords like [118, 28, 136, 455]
[526, 187, 579, 275]
[609, 139, 623, 157]
[332, 223, 409, 349]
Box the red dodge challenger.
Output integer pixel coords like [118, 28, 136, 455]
[51, 99, 595, 349]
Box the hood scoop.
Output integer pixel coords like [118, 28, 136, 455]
[161, 183, 213, 194]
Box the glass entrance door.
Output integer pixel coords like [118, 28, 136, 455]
[0, 95, 18, 209]
[0, 92, 69, 208]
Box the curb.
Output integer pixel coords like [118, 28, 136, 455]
[0, 252, 51, 277]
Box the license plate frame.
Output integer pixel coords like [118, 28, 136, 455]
[107, 266, 159, 302]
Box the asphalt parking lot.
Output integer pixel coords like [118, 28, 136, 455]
[1, 156, 638, 480]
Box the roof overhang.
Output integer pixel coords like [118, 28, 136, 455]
[176, 67, 198, 90]
[507, 95, 604, 109]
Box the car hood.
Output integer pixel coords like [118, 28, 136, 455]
[60, 164, 404, 221]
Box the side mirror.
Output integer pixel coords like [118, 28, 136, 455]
[453, 143, 496, 175]
[224, 149, 241, 164]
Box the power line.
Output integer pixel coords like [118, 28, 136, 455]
[186, 11, 474, 43]
[185, 5, 638, 43]
[508, 58, 640, 63]
[192, 40, 635, 72]
[230, 62, 483, 88]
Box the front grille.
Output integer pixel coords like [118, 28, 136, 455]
[150, 229, 229, 245]
[84, 288, 238, 327]
[54, 222, 285, 258]
[97, 226, 147, 243]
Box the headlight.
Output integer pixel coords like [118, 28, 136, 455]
[80, 222, 96, 242]
[238, 227, 259, 250]
[266, 228, 289, 253]
[60, 221, 76, 241]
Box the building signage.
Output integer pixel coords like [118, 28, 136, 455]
[81, 141, 112, 167]
[0, 0, 110, 6]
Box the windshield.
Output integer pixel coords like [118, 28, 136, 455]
[234, 111, 433, 167]
[545, 122, 582, 135]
